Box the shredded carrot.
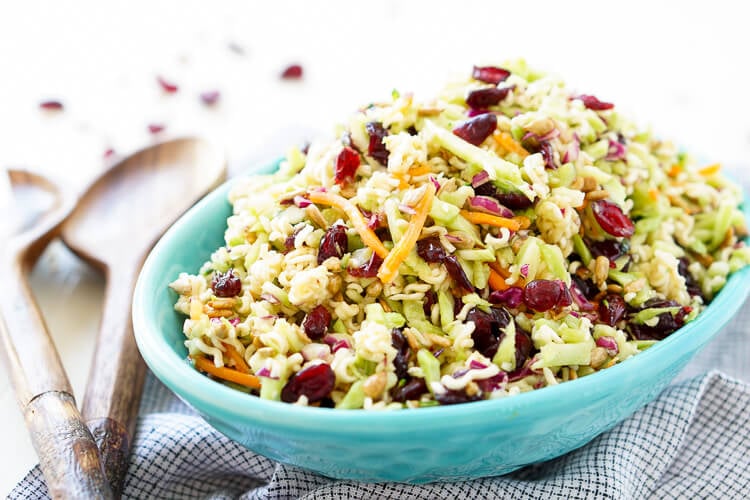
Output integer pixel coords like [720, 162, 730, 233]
[667, 164, 682, 177]
[391, 173, 410, 190]
[489, 262, 525, 287]
[222, 343, 250, 374]
[490, 262, 526, 290]
[493, 131, 529, 158]
[193, 356, 261, 389]
[460, 210, 522, 231]
[489, 262, 511, 279]
[377, 183, 436, 283]
[407, 164, 431, 177]
[308, 190, 389, 258]
[648, 188, 659, 201]
[698, 163, 721, 176]
[514, 215, 532, 230]
[488, 268, 510, 291]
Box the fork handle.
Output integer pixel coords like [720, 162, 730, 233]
[0, 258, 113, 499]
[25, 391, 114, 499]
[81, 261, 147, 496]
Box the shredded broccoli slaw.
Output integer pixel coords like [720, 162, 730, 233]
[170, 60, 750, 409]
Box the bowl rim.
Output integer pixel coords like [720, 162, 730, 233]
[133, 162, 750, 428]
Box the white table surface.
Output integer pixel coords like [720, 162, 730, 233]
[1, 1, 749, 495]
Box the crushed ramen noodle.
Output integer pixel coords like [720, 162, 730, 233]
[171, 60, 749, 409]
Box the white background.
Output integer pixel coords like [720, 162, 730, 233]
[1, 1, 749, 495]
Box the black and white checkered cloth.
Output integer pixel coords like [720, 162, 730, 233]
[11, 300, 750, 500]
[13, 164, 750, 499]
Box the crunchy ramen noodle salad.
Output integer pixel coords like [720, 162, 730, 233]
[170, 60, 749, 409]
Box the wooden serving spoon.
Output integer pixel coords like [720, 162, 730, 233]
[0, 169, 113, 498]
[59, 138, 226, 495]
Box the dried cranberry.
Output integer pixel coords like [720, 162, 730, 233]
[588, 238, 630, 263]
[423, 289, 437, 317]
[467, 308, 498, 358]
[436, 388, 482, 405]
[281, 363, 335, 403]
[211, 271, 242, 297]
[466, 86, 513, 109]
[591, 200, 635, 238]
[466, 306, 511, 359]
[473, 181, 497, 197]
[676, 306, 692, 324]
[347, 251, 384, 278]
[391, 329, 411, 380]
[571, 275, 599, 301]
[148, 123, 166, 134]
[284, 226, 303, 252]
[391, 378, 427, 403]
[318, 224, 348, 264]
[417, 236, 446, 263]
[391, 328, 407, 350]
[453, 295, 464, 318]
[334, 146, 361, 184]
[626, 299, 685, 340]
[514, 328, 534, 371]
[598, 293, 627, 326]
[376, 227, 392, 241]
[677, 257, 690, 278]
[445, 255, 474, 292]
[39, 100, 64, 111]
[577, 94, 614, 110]
[157, 76, 179, 94]
[540, 142, 556, 170]
[472, 65, 511, 84]
[678, 257, 702, 297]
[302, 305, 331, 340]
[281, 64, 303, 79]
[453, 114, 497, 146]
[522, 279, 569, 312]
[103, 148, 116, 159]
[644, 298, 680, 309]
[627, 314, 679, 341]
[495, 191, 533, 210]
[365, 122, 390, 165]
[200, 90, 221, 106]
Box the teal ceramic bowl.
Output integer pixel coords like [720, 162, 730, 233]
[133, 160, 750, 483]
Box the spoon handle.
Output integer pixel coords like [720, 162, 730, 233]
[81, 261, 147, 496]
[0, 257, 113, 499]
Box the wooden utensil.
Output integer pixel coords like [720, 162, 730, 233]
[59, 138, 226, 495]
[0, 169, 113, 499]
